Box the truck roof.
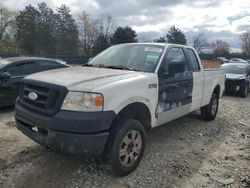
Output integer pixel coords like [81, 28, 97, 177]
[117, 42, 194, 49]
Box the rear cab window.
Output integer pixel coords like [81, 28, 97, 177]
[185, 48, 200, 72]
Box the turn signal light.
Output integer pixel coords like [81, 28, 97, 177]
[95, 95, 104, 106]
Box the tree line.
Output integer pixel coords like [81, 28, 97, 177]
[16, 3, 78, 55]
[0, 2, 137, 57]
[0, 2, 249, 58]
[154, 26, 232, 57]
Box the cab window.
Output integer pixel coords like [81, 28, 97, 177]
[186, 49, 200, 72]
[159, 47, 188, 74]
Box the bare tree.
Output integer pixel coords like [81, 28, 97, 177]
[240, 29, 250, 55]
[0, 7, 15, 41]
[97, 14, 116, 39]
[78, 12, 115, 57]
[0, 6, 17, 55]
[78, 11, 96, 56]
[193, 33, 207, 53]
[211, 40, 230, 56]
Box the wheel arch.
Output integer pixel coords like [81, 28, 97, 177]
[113, 102, 152, 131]
[213, 84, 220, 97]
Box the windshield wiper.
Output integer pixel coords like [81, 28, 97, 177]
[82, 63, 107, 68]
[83, 63, 138, 71]
[82, 63, 94, 67]
[105, 65, 137, 71]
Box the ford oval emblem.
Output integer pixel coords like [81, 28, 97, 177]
[28, 92, 38, 101]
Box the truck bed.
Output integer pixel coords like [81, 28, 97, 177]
[201, 69, 225, 107]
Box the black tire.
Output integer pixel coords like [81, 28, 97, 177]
[107, 118, 146, 176]
[201, 93, 219, 121]
[240, 84, 248, 98]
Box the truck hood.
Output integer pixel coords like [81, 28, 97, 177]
[226, 73, 246, 80]
[25, 67, 143, 91]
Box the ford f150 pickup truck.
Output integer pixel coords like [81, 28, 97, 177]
[15, 43, 225, 176]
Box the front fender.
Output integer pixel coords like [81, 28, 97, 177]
[109, 96, 157, 127]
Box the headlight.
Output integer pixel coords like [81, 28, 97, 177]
[61, 91, 104, 112]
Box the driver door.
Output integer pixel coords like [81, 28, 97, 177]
[156, 47, 193, 126]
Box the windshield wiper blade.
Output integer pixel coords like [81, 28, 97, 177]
[82, 63, 108, 68]
[82, 63, 94, 67]
[105, 65, 138, 71]
[105, 65, 130, 70]
[82, 63, 138, 71]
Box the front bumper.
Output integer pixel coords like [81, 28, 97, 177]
[225, 79, 244, 93]
[15, 100, 116, 155]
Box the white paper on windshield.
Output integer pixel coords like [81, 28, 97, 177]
[144, 47, 163, 53]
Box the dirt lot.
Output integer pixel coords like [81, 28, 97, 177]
[0, 95, 249, 188]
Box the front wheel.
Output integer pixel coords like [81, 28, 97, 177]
[201, 93, 219, 121]
[108, 119, 146, 176]
[240, 84, 248, 98]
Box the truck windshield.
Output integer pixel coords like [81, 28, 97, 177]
[89, 44, 164, 72]
[222, 65, 248, 74]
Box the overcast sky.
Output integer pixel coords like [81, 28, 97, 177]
[3, 0, 250, 52]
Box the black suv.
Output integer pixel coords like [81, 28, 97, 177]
[0, 57, 69, 107]
[222, 63, 250, 97]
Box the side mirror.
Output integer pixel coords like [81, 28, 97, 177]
[168, 60, 185, 74]
[0, 72, 11, 80]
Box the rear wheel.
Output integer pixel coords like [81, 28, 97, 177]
[107, 119, 146, 176]
[201, 93, 219, 121]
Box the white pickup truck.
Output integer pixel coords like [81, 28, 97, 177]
[15, 43, 225, 176]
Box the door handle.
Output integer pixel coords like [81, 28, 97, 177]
[148, 83, 157, 89]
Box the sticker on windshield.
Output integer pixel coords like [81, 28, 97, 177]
[144, 47, 163, 53]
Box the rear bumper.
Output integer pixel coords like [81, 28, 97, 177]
[15, 100, 116, 155]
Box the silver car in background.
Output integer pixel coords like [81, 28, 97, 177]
[229, 58, 248, 64]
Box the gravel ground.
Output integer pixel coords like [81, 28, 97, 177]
[0, 95, 249, 188]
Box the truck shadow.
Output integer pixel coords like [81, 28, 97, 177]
[8, 109, 232, 188]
